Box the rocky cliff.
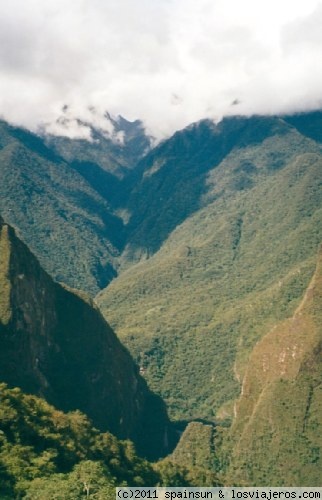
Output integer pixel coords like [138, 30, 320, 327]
[0, 216, 170, 459]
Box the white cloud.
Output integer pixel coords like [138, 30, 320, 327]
[0, 0, 321, 139]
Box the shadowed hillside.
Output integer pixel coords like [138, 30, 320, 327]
[0, 216, 171, 459]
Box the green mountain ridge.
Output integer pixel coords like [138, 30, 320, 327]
[44, 114, 152, 211]
[121, 115, 295, 260]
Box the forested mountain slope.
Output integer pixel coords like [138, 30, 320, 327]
[0, 383, 158, 498]
[123, 116, 294, 259]
[225, 247, 322, 485]
[0, 121, 125, 294]
[97, 115, 322, 421]
[168, 248, 322, 485]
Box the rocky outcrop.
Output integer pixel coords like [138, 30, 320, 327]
[0, 216, 170, 459]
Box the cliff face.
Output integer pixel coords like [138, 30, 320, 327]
[227, 246, 322, 485]
[0, 216, 170, 459]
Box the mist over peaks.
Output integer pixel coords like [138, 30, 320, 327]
[1, 0, 322, 139]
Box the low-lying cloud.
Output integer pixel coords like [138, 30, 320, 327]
[0, 0, 322, 139]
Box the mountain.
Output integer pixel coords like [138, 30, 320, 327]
[0, 120, 125, 294]
[44, 113, 151, 207]
[97, 114, 322, 422]
[284, 109, 322, 144]
[225, 246, 322, 485]
[44, 112, 151, 178]
[122, 115, 295, 260]
[168, 247, 322, 485]
[0, 114, 152, 294]
[0, 215, 171, 459]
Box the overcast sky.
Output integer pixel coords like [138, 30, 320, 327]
[0, 0, 322, 139]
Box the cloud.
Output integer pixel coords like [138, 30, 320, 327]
[0, 0, 322, 139]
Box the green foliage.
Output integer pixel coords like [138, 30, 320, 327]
[170, 422, 216, 471]
[0, 384, 219, 497]
[25, 461, 116, 499]
[0, 384, 206, 498]
[153, 458, 221, 487]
